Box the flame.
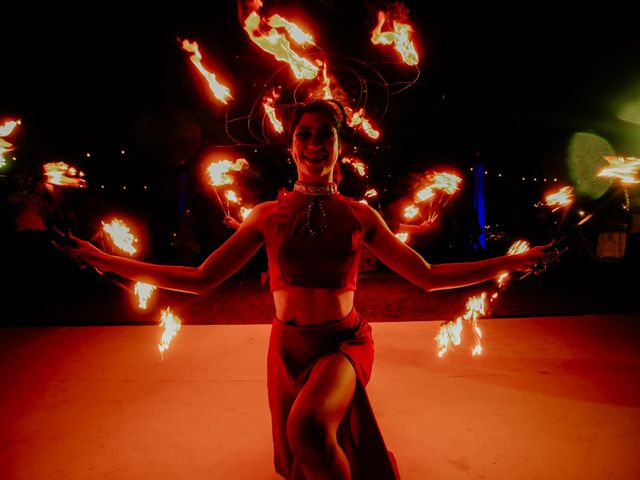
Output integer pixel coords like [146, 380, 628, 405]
[101, 218, 139, 255]
[371, 10, 419, 66]
[347, 108, 380, 139]
[267, 14, 314, 45]
[225, 190, 241, 204]
[158, 307, 182, 356]
[240, 206, 253, 220]
[134, 281, 156, 310]
[497, 240, 531, 288]
[395, 232, 408, 243]
[263, 87, 283, 133]
[206, 158, 249, 186]
[364, 188, 378, 199]
[243, 11, 318, 80]
[42, 162, 87, 188]
[320, 61, 333, 99]
[435, 292, 487, 357]
[545, 186, 574, 211]
[0, 119, 21, 137]
[180, 39, 233, 104]
[410, 171, 462, 224]
[341, 156, 367, 176]
[598, 156, 640, 185]
[403, 204, 419, 220]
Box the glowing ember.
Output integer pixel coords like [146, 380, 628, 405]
[43, 162, 87, 188]
[403, 204, 419, 220]
[180, 39, 233, 104]
[545, 186, 574, 211]
[225, 190, 241, 204]
[243, 11, 318, 80]
[101, 218, 139, 255]
[158, 307, 182, 356]
[206, 158, 249, 186]
[364, 188, 378, 199]
[371, 11, 419, 66]
[240, 206, 253, 220]
[598, 156, 640, 185]
[341, 157, 367, 176]
[347, 108, 380, 139]
[263, 88, 283, 133]
[435, 292, 487, 357]
[134, 281, 157, 310]
[0, 119, 21, 137]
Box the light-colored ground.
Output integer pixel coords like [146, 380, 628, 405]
[1, 314, 639, 479]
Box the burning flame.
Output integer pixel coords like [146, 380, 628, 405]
[180, 39, 233, 104]
[134, 281, 157, 310]
[243, 11, 318, 80]
[347, 108, 380, 139]
[158, 307, 182, 356]
[545, 186, 574, 211]
[206, 158, 249, 186]
[101, 218, 139, 255]
[403, 204, 419, 220]
[364, 188, 378, 199]
[240, 206, 253, 220]
[263, 87, 283, 133]
[0, 119, 21, 137]
[43, 162, 87, 188]
[598, 156, 640, 185]
[225, 190, 241, 204]
[371, 10, 419, 66]
[395, 232, 408, 243]
[497, 240, 531, 288]
[341, 156, 367, 176]
[409, 171, 462, 224]
[435, 292, 487, 357]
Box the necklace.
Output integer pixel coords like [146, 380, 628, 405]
[293, 182, 335, 236]
[293, 182, 337, 196]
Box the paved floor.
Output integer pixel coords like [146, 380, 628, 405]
[1, 313, 639, 479]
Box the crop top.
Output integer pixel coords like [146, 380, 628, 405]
[262, 190, 364, 291]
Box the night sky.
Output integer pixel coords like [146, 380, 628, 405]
[2, 1, 639, 200]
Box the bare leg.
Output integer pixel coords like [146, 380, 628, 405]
[286, 353, 357, 480]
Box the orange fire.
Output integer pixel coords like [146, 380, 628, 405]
[180, 39, 233, 104]
[497, 240, 530, 288]
[134, 281, 157, 310]
[435, 292, 487, 357]
[371, 10, 419, 66]
[158, 307, 182, 357]
[403, 204, 419, 220]
[243, 11, 318, 80]
[411, 171, 462, 223]
[0, 119, 21, 137]
[263, 87, 283, 133]
[395, 232, 408, 243]
[206, 158, 249, 186]
[545, 186, 574, 211]
[364, 188, 378, 200]
[240, 206, 253, 220]
[598, 156, 640, 185]
[341, 156, 367, 176]
[347, 108, 380, 139]
[42, 162, 87, 188]
[101, 218, 139, 255]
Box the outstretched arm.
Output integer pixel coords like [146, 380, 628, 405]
[67, 203, 270, 294]
[356, 204, 549, 292]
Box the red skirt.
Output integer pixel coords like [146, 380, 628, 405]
[267, 309, 400, 479]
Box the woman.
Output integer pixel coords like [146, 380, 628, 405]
[68, 99, 550, 479]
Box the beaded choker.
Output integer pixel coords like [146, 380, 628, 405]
[293, 182, 338, 196]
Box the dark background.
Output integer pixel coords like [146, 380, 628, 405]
[2, 0, 639, 258]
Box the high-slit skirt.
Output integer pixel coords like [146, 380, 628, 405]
[267, 308, 400, 479]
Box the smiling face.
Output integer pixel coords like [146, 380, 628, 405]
[290, 110, 341, 185]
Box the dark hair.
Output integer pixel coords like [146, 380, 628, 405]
[281, 99, 347, 146]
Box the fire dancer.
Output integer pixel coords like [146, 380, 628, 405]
[66, 99, 550, 479]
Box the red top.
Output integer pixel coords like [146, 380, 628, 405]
[263, 190, 364, 291]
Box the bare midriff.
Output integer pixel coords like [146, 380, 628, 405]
[273, 287, 355, 325]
